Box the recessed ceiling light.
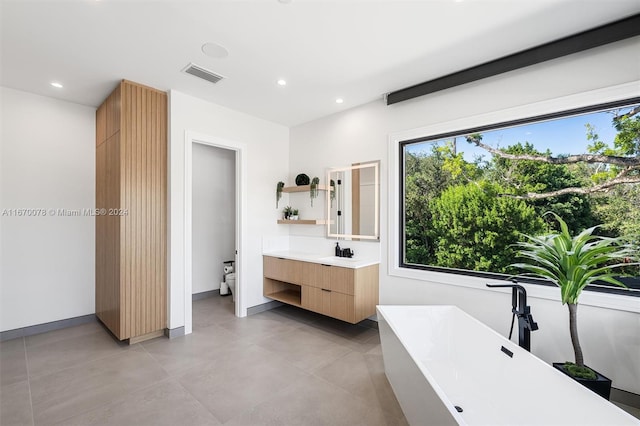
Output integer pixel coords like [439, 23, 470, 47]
[336, 98, 344, 104]
[50, 82, 63, 88]
[278, 0, 293, 4]
[277, 79, 287, 86]
[201, 42, 229, 59]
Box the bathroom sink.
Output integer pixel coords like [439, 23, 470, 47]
[317, 256, 361, 263]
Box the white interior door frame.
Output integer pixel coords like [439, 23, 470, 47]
[184, 130, 247, 333]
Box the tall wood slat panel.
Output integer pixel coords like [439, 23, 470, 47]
[96, 79, 167, 341]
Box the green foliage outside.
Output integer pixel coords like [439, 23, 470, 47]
[488, 142, 596, 234]
[403, 106, 640, 281]
[430, 182, 544, 272]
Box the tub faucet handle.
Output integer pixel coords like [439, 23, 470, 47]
[525, 313, 538, 331]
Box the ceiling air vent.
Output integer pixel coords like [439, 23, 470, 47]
[182, 63, 225, 85]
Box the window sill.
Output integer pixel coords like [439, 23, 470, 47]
[389, 265, 640, 314]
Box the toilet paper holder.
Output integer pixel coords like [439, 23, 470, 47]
[223, 260, 235, 274]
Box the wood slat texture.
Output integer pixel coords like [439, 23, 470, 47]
[354, 264, 379, 322]
[301, 286, 321, 312]
[96, 102, 106, 146]
[330, 292, 355, 323]
[300, 262, 319, 288]
[263, 257, 303, 285]
[105, 84, 120, 141]
[96, 80, 167, 341]
[330, 266, 355, 295]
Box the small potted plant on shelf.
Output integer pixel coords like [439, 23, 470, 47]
[291, 209, 299, 220]
[283, 206, 293, 220]
[511, 212, 638, 399]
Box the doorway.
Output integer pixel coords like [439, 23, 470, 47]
[183, 131, 247, 335]
[192, 143, 236, 320]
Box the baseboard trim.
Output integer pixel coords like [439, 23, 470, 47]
[0, 314, 97, 342]
[612, 387, 640, 409]
[165, 326, 185, 339]
[192, 289, 222, 301]
[247, 300, 283, 316]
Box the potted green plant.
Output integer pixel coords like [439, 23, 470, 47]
[310, 177, 320, 206]
[276, 181, 285, 208]
[330, 179, 335, 207]
[511, 212, 638, 399]
[295, 173, 310, 186]
[283, 206, 293, 220]
[291, 209, 299, 220]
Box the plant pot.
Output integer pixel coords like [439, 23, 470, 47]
[291, 215, 299, 220]
[553, 362, 612, 400]
[295, 174, 310, 186]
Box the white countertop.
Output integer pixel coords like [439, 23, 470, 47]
[263, 250, 379, 269]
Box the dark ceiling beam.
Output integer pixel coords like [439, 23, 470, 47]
[386, 13, 640, 105]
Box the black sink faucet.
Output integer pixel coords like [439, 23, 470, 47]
[486, 281, 539, 352]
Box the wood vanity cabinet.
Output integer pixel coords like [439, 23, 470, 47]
[95, 80, 167, 343]
[263, 256, 379, 324]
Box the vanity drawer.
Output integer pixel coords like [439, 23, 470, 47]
[330, 292, 355, 323]
[263, 256, 303, 284]
[302, 286, 331, 316]
[300, 262, 329, 288]
[330, 266, 355, 295]
[303, 263, 355, 294]
[302, 286, 354, 322]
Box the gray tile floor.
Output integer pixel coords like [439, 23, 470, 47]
[0, 296, 407, 426]
[2, 296, 639, 425]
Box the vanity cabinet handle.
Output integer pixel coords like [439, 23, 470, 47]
[321, 289, 332, 292]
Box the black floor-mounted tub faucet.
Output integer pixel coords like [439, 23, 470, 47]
[487, 282, 539, 351]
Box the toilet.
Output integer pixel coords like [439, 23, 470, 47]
[226, 272, 236, 302]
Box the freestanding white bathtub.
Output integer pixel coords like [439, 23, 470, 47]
[377, 305, 639, 426]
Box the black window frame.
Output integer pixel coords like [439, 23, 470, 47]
[399, 96, 640, 297]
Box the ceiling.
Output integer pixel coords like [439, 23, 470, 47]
[1, 0, 639, 127]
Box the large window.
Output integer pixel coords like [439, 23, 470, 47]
[400, 99, 640, 296]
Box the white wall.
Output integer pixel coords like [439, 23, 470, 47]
[289, 38, 640, 394]
[169, 90, 289, 330]
[192, 143, 236, 294]
[0, 87, 95, 332]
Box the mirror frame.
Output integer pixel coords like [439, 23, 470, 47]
[326, 161, 380, 240]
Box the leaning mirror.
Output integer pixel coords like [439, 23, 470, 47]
[327, 161, 379, 240]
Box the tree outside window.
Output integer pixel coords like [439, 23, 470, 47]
[401, 100, 640, 294]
